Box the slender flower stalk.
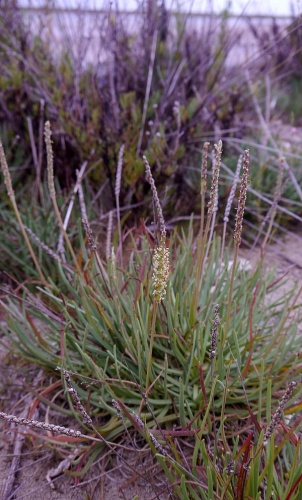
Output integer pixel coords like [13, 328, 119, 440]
[209, 304, 220, 360]
[44, 122, 81, 274]
[221, 154, 242, 261]
[234, 150, 250, 248]
[57, 162, 87, 261]
[200, 142, 210, 241]
[81, 214, 112, 294]
[146, 300, 158, 391]
[252, 158, 287, 253]
[106, 210, 114, 262]
[45, 122, 55, 199]
[0, 411, 82, 437]
[112, 399, 134, 445]
[260, 157, 285, 253]
[131, 410, 168, 456]
[62, 369, 93, 427]
[224, 149, 250, 346]
[0, 140, 47, 285]
[264, 381, 297, 445]
[82, 216, 97, 255]
[146, 231, 169, 387]
[115, 144, 125, 267]
[191, 141, 222, 327]
[143, 155, 165, 234]
[24, 225, 61, 262]
[207, 141, 222, 218]
[143, 156, 169, 389]
[204, 145, 223, 271]
[210, 304, 220, 452]
[78, 182, 88, 222]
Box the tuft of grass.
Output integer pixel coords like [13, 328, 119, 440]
[0, 133, 301, 498]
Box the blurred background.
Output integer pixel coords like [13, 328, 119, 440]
[1, 0, 302, 275]
[16, 0, 302, 16]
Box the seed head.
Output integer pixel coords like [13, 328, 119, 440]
[234, 150, 249, 247]
[44, 121, 55, 199]
[143, 155, 165, 234]
[224, 154, 242, 224]
[62, 369, 93, 427]
[201, 141, 210, 196]
[209, 304, 220, 359]
[152, 232, 169, 303]
[208, 140, 222, 216]
[264, 381, 297, 445]
[82, 216, 97, 254]
[0, 140, 15, 200]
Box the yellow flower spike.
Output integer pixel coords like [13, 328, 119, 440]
[152, 232, 169, 303]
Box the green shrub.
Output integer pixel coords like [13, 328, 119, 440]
[0, 2, 250, 211]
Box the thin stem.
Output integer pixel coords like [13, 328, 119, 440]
[223, 244, 239, 347]
[220, 154, 242, 262]
[200, 142, 210, 245]
[224, 149, 249, 346]
[0, 141, 47, 285]
[44, 122, 82, 274]
[146, 301, 158, 390]
[115, 144, 125, 268]
[136, 29, 158, 157]
[261, 157, 285, 253]
[191, 141, 222, 326]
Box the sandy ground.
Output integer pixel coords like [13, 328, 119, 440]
[0, 351, 167, 500]
[1, 229, 302, 500]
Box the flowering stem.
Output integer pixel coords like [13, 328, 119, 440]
[223, 244, 239, 347]
[44, 122, 81, 274]
[0, 141, 47, 286]
[146, 301, 158, 390]
[191, 141, 222, 326]
[223, 150, 249, 347]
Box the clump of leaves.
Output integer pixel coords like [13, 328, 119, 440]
[1, 132, 301, 499]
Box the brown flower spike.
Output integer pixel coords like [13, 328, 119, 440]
[234, 149, 250, 247]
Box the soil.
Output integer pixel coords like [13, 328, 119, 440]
[1, 229, 302, 500]
[0, 347, 166, 500]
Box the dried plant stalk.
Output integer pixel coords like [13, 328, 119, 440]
[143, 155, 166, 234]
[200, 141, 210, 239]
[191, 141, 222, 327]
[260, 157, 286, 252]
[106, 210, 114, 262]
[208, 140, 222, 217]
[24, 225, 61, 262]
[115, 144, 125, 267]
[57, 161, 87, 259]
[0, 411, 82, 437]
[209, 304, 220, 360]
[62, 369, 93, 427]
[44, 122, 81, 273]
[224, 149, 250, 346]
[44, 121, 55, 199]
[264, 381, 297, 445]
[221, 154, 242, 260]
[82, 216, 97, 255]
[234, 149, 250, 248]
